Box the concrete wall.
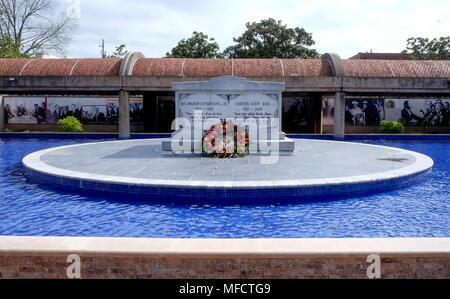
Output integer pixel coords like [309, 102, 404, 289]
[1, 76, 449, 95]
[1, 255, 448, 279]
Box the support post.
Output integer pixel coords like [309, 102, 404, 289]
[119, 90, 130, 139]
[334, 91, 346, 138]
[0, 96, 4, 132]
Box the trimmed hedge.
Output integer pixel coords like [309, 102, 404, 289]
[57, 116, 84, 133]
[380, 121, 405, 134]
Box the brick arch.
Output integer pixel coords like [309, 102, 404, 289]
[0, 57, 449, 78]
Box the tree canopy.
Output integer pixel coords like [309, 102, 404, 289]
[404, 36, 450, 60]
[0, 35, 29, 57]
[0, 0, 75, 56]
[102, 44, 128, 58]
[223, 18, 319, 59]
[166, 31, 222, 58]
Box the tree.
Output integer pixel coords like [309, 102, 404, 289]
[109, 44, 128, 58]
[166, 31, 223, 58]
[403, 37, 450, 60]
[0, 35, 29, 57]
[223, 18, 319, 59]
[102, 43, 128, 58]
[0, 0, 75, 56]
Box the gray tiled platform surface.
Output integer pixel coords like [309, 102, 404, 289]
[23, 139, 433, 191]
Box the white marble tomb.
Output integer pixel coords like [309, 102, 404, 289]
[162, 76, 295, 153]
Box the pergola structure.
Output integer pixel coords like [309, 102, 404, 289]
[0, 53, 449, 138]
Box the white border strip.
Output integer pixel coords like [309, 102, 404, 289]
[279, 59, 285, 76]
[19, 60, 34, 76]
[69, 59, 80, 76]
[22, 139, 434, 189]
[180, 58, 187, 76]
[0, 236, 449, 257]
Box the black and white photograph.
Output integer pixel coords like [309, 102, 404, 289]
[105, 98, 144, 124]
[322, 98, 386, 126]
[81, 105, 108, 123]
[47, 97, 107, 124]
[385, 99, 450, 126]
[106, 99, 120, 123]
[4, 97, 46, 124]
[345, 98, 386, 126]
[322, 98, 335, 126]
[46, 100, 81, 124]
[130, 100, 144, 123]
[419, 99, 450, 126]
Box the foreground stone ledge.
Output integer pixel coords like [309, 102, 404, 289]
[0, 237, 449, 279]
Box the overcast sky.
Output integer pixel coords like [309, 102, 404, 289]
[64, 0, 449, 59]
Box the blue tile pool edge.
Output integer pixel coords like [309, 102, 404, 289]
[24, 165, 433, 205]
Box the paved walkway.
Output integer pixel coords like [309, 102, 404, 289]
[25, 138, 432, 185]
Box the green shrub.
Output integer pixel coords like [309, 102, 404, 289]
[57, 116, 84, 133]
[380, 121, 405, 134]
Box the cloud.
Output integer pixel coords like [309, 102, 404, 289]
[65, 0, 450, 58]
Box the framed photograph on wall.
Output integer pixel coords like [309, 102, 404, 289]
[4, 97, 46, 124]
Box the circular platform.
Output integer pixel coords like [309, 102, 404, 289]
[22, 139, 434, 203]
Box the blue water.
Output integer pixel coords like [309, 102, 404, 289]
[0, 136, 448, 238]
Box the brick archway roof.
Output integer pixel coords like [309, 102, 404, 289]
[342, 59, 450, 78]
[130, 58, 333, 77]
[0, 58, 121, 76]
[0, 57, 448, 78]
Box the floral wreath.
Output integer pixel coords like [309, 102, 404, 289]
[202, 120, 249, 158]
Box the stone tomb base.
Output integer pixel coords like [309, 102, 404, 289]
[22, 138, 434, 202]
[161, 138, 296, 153]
